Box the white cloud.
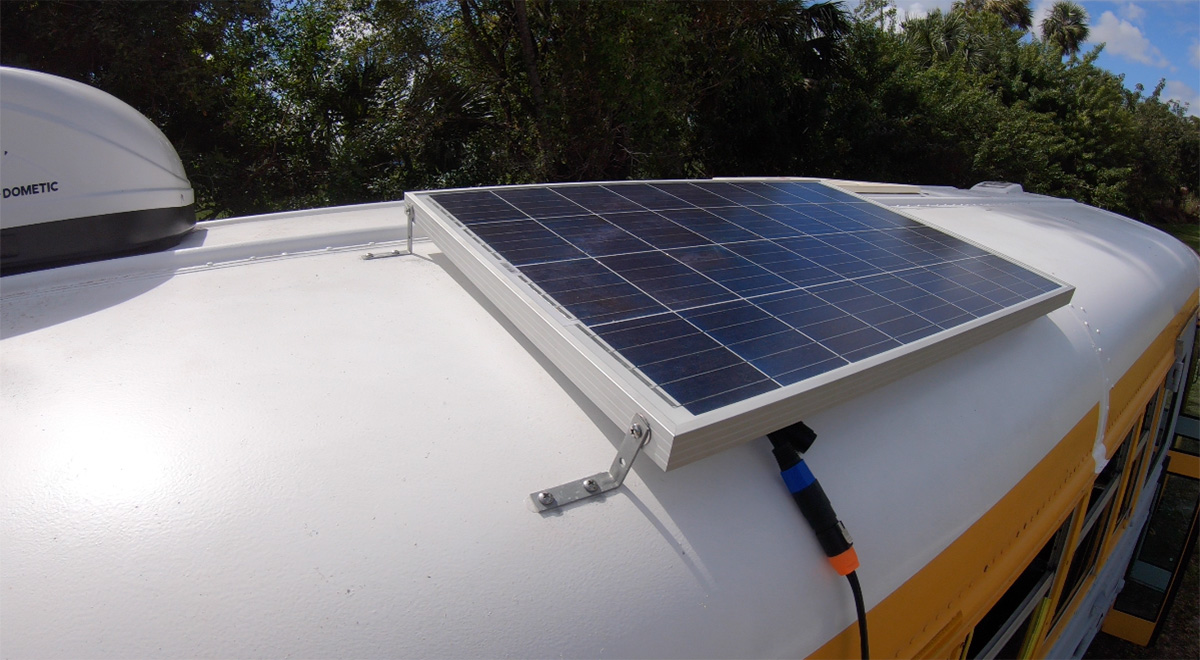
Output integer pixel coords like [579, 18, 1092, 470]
[894, 0, 954, 21]
[1090, 11, 1170, 67]
[1032, 0, 1055, 37]
[1118, 3, 1145, 24]
[1191, 42, 1200, 68]
[1163, 80, 1200, 117]
[900, 2, 928, 20]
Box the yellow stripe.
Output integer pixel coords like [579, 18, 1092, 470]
[809, 291, 1199, 660]
[810, 408, 1098, 659]
[1106, 291, 1199, 440]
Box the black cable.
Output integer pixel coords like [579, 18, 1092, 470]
[768, 423, 870, 659]
[847, 570, 870, 660]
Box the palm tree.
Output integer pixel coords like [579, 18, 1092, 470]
[987, 0, 1033, 31]
[1041, 1, 1090, 57]
[905, 9, 972, 63]
[956, 0, 1033, 30]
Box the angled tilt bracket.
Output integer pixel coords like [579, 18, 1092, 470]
[361, 204, 415, 260]
[529, 413, 651, 512]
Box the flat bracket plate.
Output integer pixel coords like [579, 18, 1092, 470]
[529, 414, 651, 512]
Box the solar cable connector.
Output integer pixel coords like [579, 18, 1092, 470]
[767, 422, 869, 660]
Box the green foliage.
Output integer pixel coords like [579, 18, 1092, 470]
[0, 0, 281, 217]
[1041, 1, 1090, 58]
[1, 0, 1195, 228]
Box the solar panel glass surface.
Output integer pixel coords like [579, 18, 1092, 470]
[430, 181, 1063, 415]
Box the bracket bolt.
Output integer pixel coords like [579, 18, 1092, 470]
[582, 479, 599, 493]
[537, 492, 556, 506]
[629, 424, 644, 440]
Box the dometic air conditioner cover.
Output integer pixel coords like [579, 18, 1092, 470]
[0, 66, 195, 273]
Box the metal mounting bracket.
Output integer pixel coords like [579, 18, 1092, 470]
[363, 205, 415, 260]
[529, 414, 651, 512]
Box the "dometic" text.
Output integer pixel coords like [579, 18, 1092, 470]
[3, 181, 60, 198]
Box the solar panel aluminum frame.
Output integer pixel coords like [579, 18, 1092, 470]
[406, 179, 1074, 471]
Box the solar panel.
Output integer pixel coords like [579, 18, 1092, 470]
[408, 179, 1073, 469]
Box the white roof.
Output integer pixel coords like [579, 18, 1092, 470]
[2, 184, 1196, 657]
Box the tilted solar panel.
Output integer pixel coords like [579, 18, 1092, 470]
[408, 179, 1073, 469]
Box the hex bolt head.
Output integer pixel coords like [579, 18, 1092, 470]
[537, 492, 556, 506]
[583, 479, 599, 493]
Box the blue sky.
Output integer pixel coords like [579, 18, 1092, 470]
[872, 0, 1200, 116]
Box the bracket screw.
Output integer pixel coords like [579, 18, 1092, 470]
[582, 479, 599, 493]
[537, 492, 556, 506]
[629, 424, 644, 440]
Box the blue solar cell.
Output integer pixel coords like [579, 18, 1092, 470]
[822, 326, 891, 354]
[683, 379, 782, 415]
[427, 181, 1063, 414]
[593, 314, 695, 350]
[894, 323, 942, 343]
[680, 300, 771, 331]
[691, 181, 774, 206]
[751, 341, 840, 378]
[638, 346, 746, 384]
[708, 317, 792, 345]
[553, 282, 646, 306]
[621, 331, 723, 367]
[875, 314, 936, 339]
[432, 190, 524, 224]
[800, 315, 869, 342]
[774, 357, 850, 386]
[608, 183, 689, 210]
[652, 182, 735, 208]
[727, 329, 812, 361]
[841, 338, 902, 362]
[854, 303, 911, 326]
[469, 220, 588, 265]
[772, 181, 850, 203]
[776, 302, 846, 330]
[494, 187, 588, 218]
[659, 208, 760, 243]
[556, 185, 645, 213]
[756, 206, 837, 235]
[539, 215, 653, 256]
[707, 206, 796, 239]
[527, 270, 626, 295]
[562, 292, 665, 325]
[810, 281, 872, 304]
[728, 181, 808, 204]
[657, 362, 773, 408]
[755, 289, 829, 316]
[599, 211, 709, 249]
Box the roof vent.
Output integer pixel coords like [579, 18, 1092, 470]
[971, 181, 1024, 194]
[0, 67, 196, 275]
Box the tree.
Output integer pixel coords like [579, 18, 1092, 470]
[958, 0, 1033, 31]
[1041, 1, 1089, 57]
[4, 0, 1193, 227]
[685, 0, 852, 176]
[448, 0, 850, 181]
[0, 0, 279, 217]
[986, 0, 1033, 31]
[904, 9, 972, 64]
